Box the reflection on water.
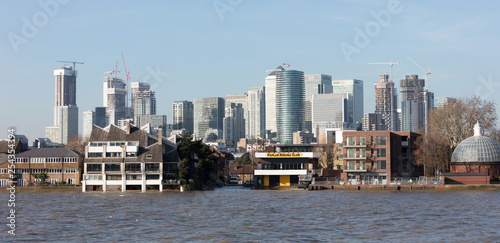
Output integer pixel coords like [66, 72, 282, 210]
[1, 188, 500, 241]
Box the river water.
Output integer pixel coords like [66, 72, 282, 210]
[1, 188, 499, 242]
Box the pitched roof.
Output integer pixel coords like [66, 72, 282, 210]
[0, 140, 22, 154]
[17, 148, 80, 158]
[0, 154, 9, 166]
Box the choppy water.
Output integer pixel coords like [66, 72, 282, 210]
[1, 188, 499, 242]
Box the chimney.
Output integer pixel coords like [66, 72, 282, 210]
[126, 119, 131, 134]
[157, 125, 163, 145]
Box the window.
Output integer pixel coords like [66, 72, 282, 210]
[370, 136, 374, 145]
[126, 152, 137, 157]
[50, 179, 58, 185]
[347, 149, 356, 158]
[15, 158, 28, 163]
[146, 174, 160, 180]
[84, 175, 102, 180]
[88, 153, 103, 158]
[31, 158, 45, 163]
[87, 164, 102, 173]
[125, 163, 141, 172]
[47, 169, 62, 174]
[63, 168, 78, 173]
[346, 136, 356, 146]
[106, 152, 122, 158]
[15, 169, 29, 174]
[377, 148, 386, 158]
[63, 157, 77, 163]
[145, 163, 160, 172]
[0, 169, 7, 174]
[377, 160, 387, 170]
[377, 136, 387, 146]
[347, 161, 356, 170]
[126, 174, 142, 180]
[359, 137, 366, 146]
[105, 164, 121, 172]
[31, 168, 45, 174]
[106, 175, 122, 180]
[47, 158, 61, 163]
[359, 161, 366, 170]
[359, 148, 366, 158]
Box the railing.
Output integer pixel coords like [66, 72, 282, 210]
[391, 177, 442, 185]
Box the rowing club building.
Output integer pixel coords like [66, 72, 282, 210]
[254, 151, 320, 187]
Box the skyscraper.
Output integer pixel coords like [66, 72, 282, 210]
[225, 93, 247, 139]
[304, 74, 333, 132]
[223, 103, 245, 142]
[246, 86, 265, 139]
[374, 74, 397, 131]
[82, 110, 95, 140]
[276, 69, 305, 144]
[332, 79, 364, 124]
[265, 65, 284, 137]
[133, 90, 156, 127]
[194, 97, 225, 140]
[311, 93, 348, 138]
[103, 75, 127, 125]
[172, 100, 194, 133]
[130, 82, 151, 118]
[46, 66, 79, 144]
[434, 97, 455, 109]
[400, 75, 425, 132]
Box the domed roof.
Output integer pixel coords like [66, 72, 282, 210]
[451, 122, 500, 163]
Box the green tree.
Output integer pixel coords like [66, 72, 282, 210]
[34, 173, 47, 186]
[231, 153, 252, 165]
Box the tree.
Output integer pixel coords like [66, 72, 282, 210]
[65, 135, 86, 154]
[33, 173, 47, 186]
[231, 153, 252, 165]
[415, 96, 497, 175]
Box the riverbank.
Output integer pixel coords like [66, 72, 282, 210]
[307, 184, 500, 191]
[0, 185, 83, 193]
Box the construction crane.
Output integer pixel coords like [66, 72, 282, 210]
[121, 53, 131, 115]
[368, 62, 400, 131]
[406, 56, 432, 134]
[56, 60, 84, 71]
[281, 62, 295, 69]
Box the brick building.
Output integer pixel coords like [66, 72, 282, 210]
[340, 131, 421, 185]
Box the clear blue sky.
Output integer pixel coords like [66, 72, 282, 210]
[2, 0, 500, 142]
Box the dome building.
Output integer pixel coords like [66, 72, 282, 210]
[450, 122, 500, 181]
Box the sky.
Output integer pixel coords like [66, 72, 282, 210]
[2, 0, 500, 142]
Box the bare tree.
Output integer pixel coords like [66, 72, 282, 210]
[65, 135, 87, 155]
[415, 96, 497, 175]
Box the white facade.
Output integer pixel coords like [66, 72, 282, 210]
[246, 86, 266, 139]
[265, 73, 278, 135]
[83, 110, 95, 140]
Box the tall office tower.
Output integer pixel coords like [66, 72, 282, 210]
[265, 65, 285, 136]
[362, 113, 385, 131]
[423, 91, 434, 132]
[194, 97, 225, 140]
[246, 86, 266, 139]
[434, 97, 455, 109]
[46, 66, 79, 144]
[276, 69, 305, 144]
[103, 76, 127, 125]
[82, 110, 95, 140]
[332, 79, 364, 124]
[400, 75, 425, 132]
[374, 74, 398, 131]
[311, 93, 349, 138]
[396, 108, 402, 132]
[133, 90, 156, 127]
[304, 74, 333, 132]
[138, 115, 167, 136]
[225, 93, 247, 138]
[130, 82, 150, 118]
[223, 103, 244, 142]
[172, 100, 194, 133]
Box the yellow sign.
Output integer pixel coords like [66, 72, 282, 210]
[266, 152, 301, 158]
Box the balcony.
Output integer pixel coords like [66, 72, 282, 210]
[343, 143, 367, 148]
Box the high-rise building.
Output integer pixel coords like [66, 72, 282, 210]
[246, 86, 266, 139]
[137, 115, 167, 136]
[304, 74, 333, 132]
[265, 66, 285, 136]
[134, 90, 156, 127]
[194, 97, 225, 140]
[225, 93, 247, 138]
[276, 69, 305, 144]
[332, 79, 364, 124]
[374, 74, 397, 131]
[172, 100, 194, 133]
[103, 76, 127, 125]
[46, 66, 79, 144]
[362, 113, 386, 131]
[223, 103, 245, 142]
[434, 97, 455, 109]
[400, 75, 425, 132]
[311, 93, 349, 138]
[82, 110, 95, 140]
[130, 82, 151, 118]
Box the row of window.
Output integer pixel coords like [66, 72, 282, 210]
[346, 136, 387, 146]
[14, 157, 77, 163]
[87, 163, 161, 172]
[89, 141, 139, 147]
[87, 152, 137, 158]
[346, 160, 387, 170]
[262, 163, 304, 170]
[346, 148, 386, 158]
[84, 174, 160, 181]
[13, 168, 78, 174]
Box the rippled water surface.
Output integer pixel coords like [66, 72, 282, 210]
[1, 188, 500, 242]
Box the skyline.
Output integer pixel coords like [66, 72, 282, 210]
[2, 1, 500, 141]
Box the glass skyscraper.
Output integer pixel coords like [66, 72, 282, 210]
[276, 69, 305, 144]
